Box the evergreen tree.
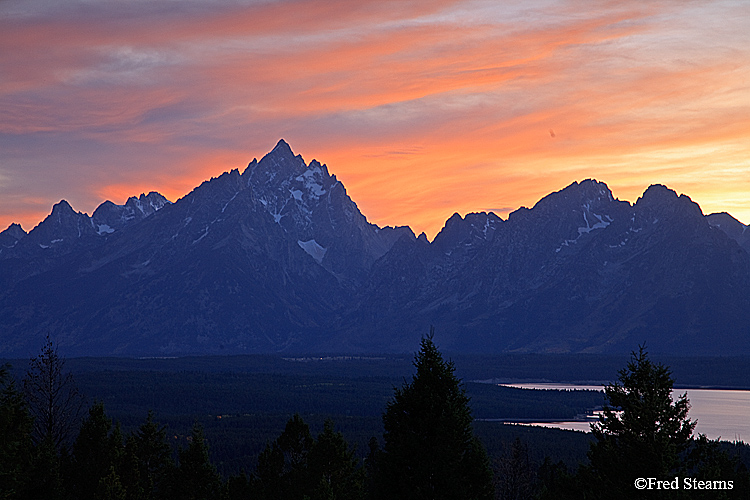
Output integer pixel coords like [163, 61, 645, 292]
[0, 366, 34, 499]
[276, 412, 313, 492]
[586, 345, 695, 498]
[363, 437, 380, 500]
[307, 419, 365, 500]
[494, 437, 536, 500]
[377, 330, 494, 500]
[252, 413, 314, 499]
[22, 335, 84, 452]
[68, 402, 123, 500]
[535, 457, 575, 500]
[168, 423, 222, 500]
[26, 437, 66, 500]
[253, 437, 285, 499]
[252, 414, 365, 500]
[122, 411, 174, 500]
[119, 438, 146, 500]
[97, 466, 127, 500]
[225, 471, 253, 500]
[684, 435, 750, 499]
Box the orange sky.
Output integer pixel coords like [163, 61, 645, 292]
[1, 0, 749, 239]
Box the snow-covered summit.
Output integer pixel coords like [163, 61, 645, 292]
[234, 140, 412, 279]
[241, 140, 342, 239]
[92, 192, 171, 233]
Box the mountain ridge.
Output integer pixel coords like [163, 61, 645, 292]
[2, 140, 749, 357]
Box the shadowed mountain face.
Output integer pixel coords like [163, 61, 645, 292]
[2, 141, 750, 357]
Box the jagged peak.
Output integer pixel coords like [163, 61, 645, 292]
[445, 212, 463, 224]
[637, 184, 698, 208]
[431, 214, 464, 246]
[560, 179, 613, 200]
[140, 191, 171, 202]
[3, 222, 27, 236]
[432, 211, 501, 250]
[439, 211, 501, 227]
[123, 191, 171, 212]
[634, 184, 705, 222]
[266, 139, 301, 163]
[260, 139, 303, 167]
[639, 183, 677, 202]
[21, 198, 95, 243]
[529, 180, 614, 217]
[438, 211, 500, 229]
[308, 159, 332, 178]
[89, 191, 170, 235]
[51, 199, 75, 214]
[272, 138, 293, 155]
[0, 223, 27, 250]
[464, 211, 502, 223]
[242, 140, 307, 187]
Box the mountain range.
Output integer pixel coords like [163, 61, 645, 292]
[2, 140, 749, 357]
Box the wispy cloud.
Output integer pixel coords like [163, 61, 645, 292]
[1, 0, 748, 236]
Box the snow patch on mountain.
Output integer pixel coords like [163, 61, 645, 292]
[482, 218, 491, 236]
[578, 205, 611, 235]
[221, 192, 239, 213]
[557, 204, 613, 252]
[193, 226, 209, 244]
[97, 224, 115, 235]
[295, 165, 327, 198]
[298, 239, 327, 263]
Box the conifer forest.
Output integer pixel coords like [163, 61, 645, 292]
[2, 335, 750, 499]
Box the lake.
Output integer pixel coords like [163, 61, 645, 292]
[499, 383, 750, 442]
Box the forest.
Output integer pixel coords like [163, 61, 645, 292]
[2, 337, 750, 499]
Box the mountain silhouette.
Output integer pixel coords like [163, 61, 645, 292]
[1, 141, 749, 357]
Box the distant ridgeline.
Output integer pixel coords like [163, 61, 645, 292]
[2, 140, 750, 357]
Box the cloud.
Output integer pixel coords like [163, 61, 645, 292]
[1, 0, 749, 236]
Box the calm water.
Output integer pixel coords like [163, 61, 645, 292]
[499, 383, 750, 442]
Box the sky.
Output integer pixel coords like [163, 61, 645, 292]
[1, 0, 749, 239]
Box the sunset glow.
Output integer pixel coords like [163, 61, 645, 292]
[2, 0, 749, 238]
